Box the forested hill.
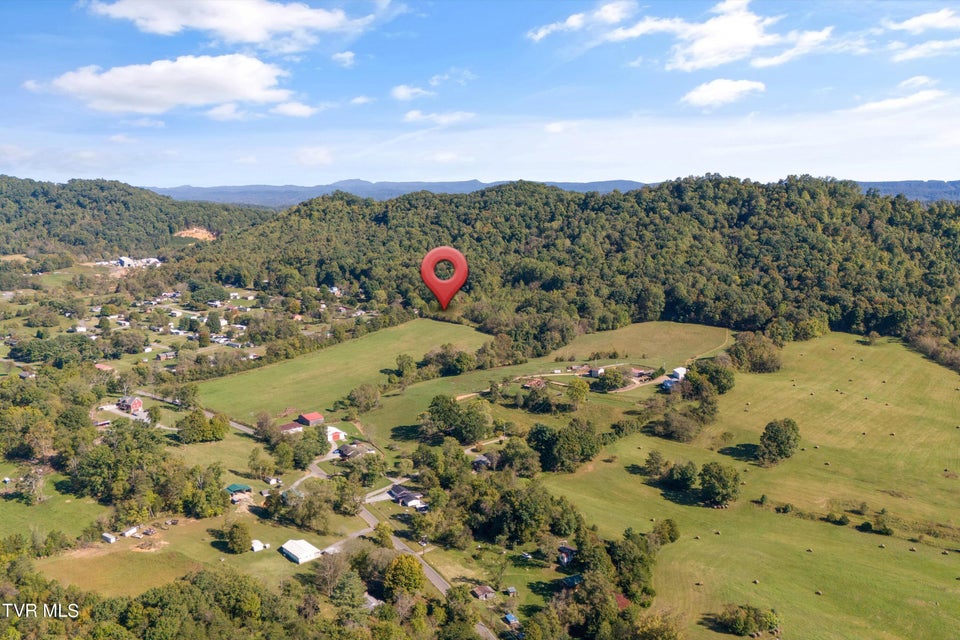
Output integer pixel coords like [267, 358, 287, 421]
[169, 176, 960, 354]
[150, 178, 960, 208]
[0, 175, 276, 258]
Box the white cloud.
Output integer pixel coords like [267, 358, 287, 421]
[90, 0, 377, 53]
[391, 84, 435, 101]
[427, 151, 475, 163]
[850, 89, 947, 113]
[605, 0, 833, 71]
[404, 110, 475, 125]
[899, 75, 937, 90]
[125, 117, 165, 127]
[429, 68, 477, 87]
[22, 79, 41, 92]
[332, 51, 356, 68]
[0, 145, 34, 163]
[108, 134, 137, 143]
[295, 146, 333, 166]
[49, 54, 290, 114]
[892, 37, 960, 61]
[528, 1, 636, 42]
[751, 27, 832, 67]
[350, 95, 374, 105]
[270, 101, 319, 117]
[682, 78, 765, 108]
[206, 103, 248, 120]
[545, 121, 576, 133]
[883, 9, 960, 34]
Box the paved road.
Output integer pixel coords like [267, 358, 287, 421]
[136, 390, 255, 435]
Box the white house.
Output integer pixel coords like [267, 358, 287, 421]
[280, 539, 322, 564]
[671, 367, 688, 380]
[326, 425, 348, 444]
[251, 539, 265, 553]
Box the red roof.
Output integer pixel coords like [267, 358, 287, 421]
[301, 412, 323, 421]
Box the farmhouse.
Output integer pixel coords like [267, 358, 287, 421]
[326, 425, 348, 444]
[388, 485, 424, 508]
[338, 443, 374, 460]
[558, 545, 577, 566]
[471, 585, 496, 601]
[297, 412, 325, 427]
[278, 421, 304, 435]
[472, 455, 492, 471]
[280, 539, 322, 564]
[117, 396, 143, 413]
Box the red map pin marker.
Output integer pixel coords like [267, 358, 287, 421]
[420, 246, 468, 310]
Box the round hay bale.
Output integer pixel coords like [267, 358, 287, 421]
[879, 544, 886, 549]
[806, 548, 813, 552]
[815, 590, 823, 595]
[753, 579, 760, 584]
[909, 547, 917, 552]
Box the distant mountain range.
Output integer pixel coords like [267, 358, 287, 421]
[147, 178, 960, 208]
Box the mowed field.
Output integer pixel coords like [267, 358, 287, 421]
[543, 332, 960, 640]
[38, 507, 367, 598]
[0, 462, 108, 539]
[198, 319, 488, 423]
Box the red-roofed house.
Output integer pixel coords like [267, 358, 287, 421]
[297, 412, 325, 427]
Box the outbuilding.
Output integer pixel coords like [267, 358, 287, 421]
[251, 539, 265, 553]
[280, 539, 322, 564]
[101, 533, 118, 544]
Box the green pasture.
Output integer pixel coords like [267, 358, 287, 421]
[198, 319, 488, 423]
[0, 464, 108, 539]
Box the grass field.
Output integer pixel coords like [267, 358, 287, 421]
[0, 463, 108, 539]
[198, 319, 488, 423]
[38, 507, 367, 598]
[541, 331, 960, 639]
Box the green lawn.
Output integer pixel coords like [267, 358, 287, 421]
[0, 462, 108, 539]
[553, 321, 731, 366]
[198, 319, 488, 423]
[38, 508, 366, 597]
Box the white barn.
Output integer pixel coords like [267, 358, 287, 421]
[280, 539, 322, 564]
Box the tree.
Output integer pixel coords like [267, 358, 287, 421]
[663, 461, 698, 491]
[145, 405, 163, 428]
[499, 437, 541, 478]
[383, 554, 426, 601]
[591, 368, 626, 392]
[248, 446, 272, 480]
[566, 377, 589, 409]
[641, 450, 667, 477]
[226, 521, 252, 554]
[758, 418, 800, 464]
[176, 408, 210, 444]
[332, 569, 368, 623]
[452, 398, 492, 444]
[273, 441, 294, 473]
[348, 384, 381, 413]
[373, 522, 394, 548]
[699, 461, 741, 505]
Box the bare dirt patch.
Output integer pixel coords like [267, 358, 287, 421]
[174, 227, 217, 241]
[134, 539, 169, 552]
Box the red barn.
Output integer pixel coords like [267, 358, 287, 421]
[117, 396, 143, 413]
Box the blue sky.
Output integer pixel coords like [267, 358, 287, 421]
[1, 0, 959, 186]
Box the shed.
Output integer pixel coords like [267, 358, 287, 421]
[225, 483, 252, 495]
[121, 526, 139, 537]
[471, 585, 496, 600]
[101, 533, 117, 544]
[671, 367, 688, 380]
[504, 613, 520, 627]
[506, 586, 518, 597]
[297, 412, 325, 427]
[280, 539, 322, 564]
[278, 421, 304, 434]
[251, 539, 265, 553]
[589, 367, 605, 378]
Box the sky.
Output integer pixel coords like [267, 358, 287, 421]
[1, 0, 960, 186]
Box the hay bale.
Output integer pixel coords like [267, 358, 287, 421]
[753, 579, 760, 584]
[909, 547, 917, 552]
[806, 548, 813, 552]
[815, 590, 823, 595]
